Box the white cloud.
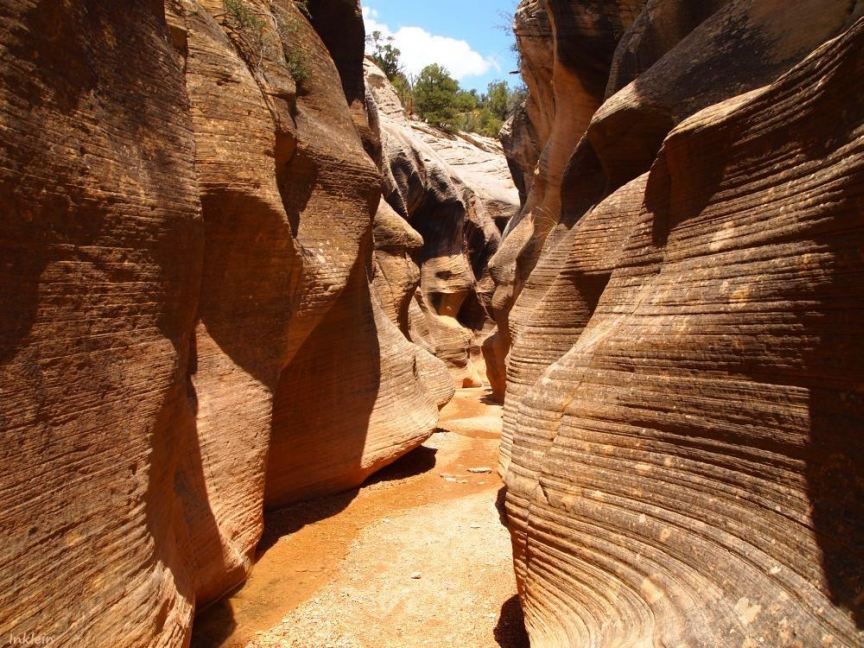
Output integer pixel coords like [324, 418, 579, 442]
[362, 6, 498, 81]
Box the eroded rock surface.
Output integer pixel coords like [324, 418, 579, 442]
[500, 0, 553, 206]
[485, 0, 645, 401]
[498, 0, 864, 645]
[0, 3, 200, 644]
[365, 60, 519, 388]
[0, 0, 450, 644]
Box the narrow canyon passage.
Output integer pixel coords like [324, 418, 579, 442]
[192, 388, 527, 648]
[2, 1, 863, 646]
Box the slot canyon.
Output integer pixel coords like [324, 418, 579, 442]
[0, 0, 862, 646]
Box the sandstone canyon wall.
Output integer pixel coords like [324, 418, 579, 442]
[365, 59, 519, 388]
[484, 0, 646, 402]
[3, 0, 863, 645]
[497, 0, 864, 645]
[0, 0, 454, 645]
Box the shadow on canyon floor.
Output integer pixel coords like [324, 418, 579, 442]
[495, 485, 509, 527]
[190, 443, 441, 648]
[494, 595, 530, 648]
[480, 392, 504, 406]
[259, 444, 439, 555]
[493, 486, 529, 647]
[189, 588, 239, 648]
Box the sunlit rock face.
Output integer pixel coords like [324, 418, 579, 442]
[497, 0, 864, 645]
[0, 0, 448, 644]
[485, 0, 646, 403]
[365, 59, 520, 389]
[500, 0, 554, 207]
[0, 3, 201, 645]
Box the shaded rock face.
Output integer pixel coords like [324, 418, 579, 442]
[0, 0, 449, 644]
[497, 0, 864, 645]
[365, 60, 519, 388]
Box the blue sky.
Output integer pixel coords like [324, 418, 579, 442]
[362, 0, 521, 93]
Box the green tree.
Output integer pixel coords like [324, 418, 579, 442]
[484, 80, 510, 121]
[455, 89, 479, 113]
[391, 72, 415, 114]
[507, 83, 528, 114]
[478, 109, 504, 138]
[367, 31, 402, 81]
[413, 64, 460, 130]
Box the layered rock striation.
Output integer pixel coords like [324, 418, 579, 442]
[0, 0, 452, 644]
[497, 0, 864, 645]
[484, 0, 646, 401]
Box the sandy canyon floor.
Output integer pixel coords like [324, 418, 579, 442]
[191, 388, 527, 648]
